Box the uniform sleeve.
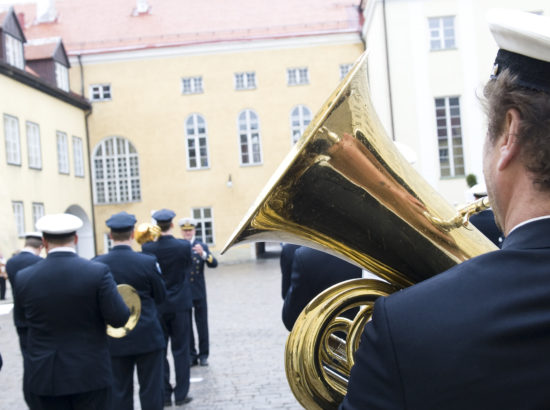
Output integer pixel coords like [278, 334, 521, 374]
[340, 297, 405, 410]
[282, 250, 308, 331]
[204, 244, 218, 268]
[98, 269, 131, 328]
[149, 258, 167, 305]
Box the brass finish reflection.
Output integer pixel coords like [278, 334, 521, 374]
[135, 223, 161, 245]
[107, 284, 141, 338]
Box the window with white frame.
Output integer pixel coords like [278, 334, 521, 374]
[435, 96, 464, 178]
[4, 114, 21, 165]
[339, 63, 353, 80]
[92, 136, 141, 204]
[56, 131, 69, 174]
[103, 233, 113, 253]
[55, 62, 70, 92]
[32, 202, 44, 228]
[238, 109, 262, 165]
[234, 72, 256, 90]
[185, 114, 209, 169]
[26, 121, 42, 169]
[90, 84, 112, 101]
[290, 105, 312, 144]
[287, 67, 309, 86]
[73, 136, 85, 177]
[181, 76, 203, 95]
[428, 16, 456, 51]
[5, 34, 24, 69]
[192, 207, 214, 245]
[12, 201, 24, 238]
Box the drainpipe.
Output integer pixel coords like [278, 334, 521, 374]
[382, 0, 396, 140]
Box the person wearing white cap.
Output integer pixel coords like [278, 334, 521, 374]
[5, 231, 44, 407]
[13, 213, 130, 410]
[342, 10, 550, 410]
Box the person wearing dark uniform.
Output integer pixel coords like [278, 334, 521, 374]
[342, 10, 550, 410]
[280, 243, 300, 299]
[178, 217, 218, 367]
[14, 213, 130, 410]
[142, 209, 193, 407]
[282, 246, 362, 331]
[94, 212, 167, 410]
[6, 231, 44, 407]
[468, 183, 503, 247]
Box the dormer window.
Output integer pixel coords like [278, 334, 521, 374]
[55, 62, 69, 91]
[5, 33, 24, 69]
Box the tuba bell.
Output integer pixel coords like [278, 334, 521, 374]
[221, 51, 498, 409]
[135, 222, 161, 245]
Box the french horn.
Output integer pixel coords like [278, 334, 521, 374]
[106, 283, 141, 338]
[222, 51, 497, 409]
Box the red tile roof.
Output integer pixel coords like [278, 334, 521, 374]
[25, 41, 58, 60]
[8, 0, 362, 55]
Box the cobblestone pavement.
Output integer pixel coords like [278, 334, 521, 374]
[0, 257, 303, 409]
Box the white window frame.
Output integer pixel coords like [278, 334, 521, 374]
[339, 63, 353, 80]
[32, 202, 44, 228]
[290, 105, 312, 144]
[92, 136, 141, 204]
[56, 131, 70, 174]
[5, 33, 24, 69]
[435, 96, 464, 178]
[287, 67, 309, 86]
[72, 136, 85, 177]
[4, 114, 21, 165]
[55, 62, 70, 92]
[26, 121, 42, 169]
[234, 72, 256, 90]
[428, 16, 456, 51]
[238, 109, 262, 166]
[12, 201, 25, 238]
[192, 207, 214, 245]
[90, 84, 112, 101]
[103, 233, 113, 253]
[181, 76, 203, 95]
[185, 113, 210, 170]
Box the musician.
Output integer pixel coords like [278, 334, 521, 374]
[13, 213, 129, 410]
[342, 10, 550, 409]
[280, 243, 300, 299]
[282, 246, 362, 331]
[142, 209, 193, 407]
[178, 217, 218, 367]
[94, 211, 167, 410]
[5, 231, 43, 407]
[468, 183, 503, 247]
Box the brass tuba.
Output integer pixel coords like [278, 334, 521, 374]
[222, 51, 497, 409]
[135, 222, 161, 245]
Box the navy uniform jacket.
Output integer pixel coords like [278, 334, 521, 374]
[14, 252, 129, 396]
[469, 209, 503, 247]
[94, 245, 167, 356]
[142, 235, 192, 312]
[6, 251, 42, 328]
[282, 247, 362, 331]
[189, 239, 217, 301]
[342, 218, 550, 410]
[280, 243, 300, 299]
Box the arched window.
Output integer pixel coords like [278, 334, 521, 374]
[92, 136, 141, 204]
[185, 113, 209, 169]
[290, 105, 311, 144]
[238, 109, 262, 165]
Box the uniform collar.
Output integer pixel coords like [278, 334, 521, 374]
[48, 247, 76, 254]
[501, 217, 550, 250]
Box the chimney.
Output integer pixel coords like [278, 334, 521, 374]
[17, 12, 25, 28]
[36, 0, 57, 23]
[136, 0, 150, 14]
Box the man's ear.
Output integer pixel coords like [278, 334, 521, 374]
[497, 108, 521, 171]
[74, 234, 79, 245]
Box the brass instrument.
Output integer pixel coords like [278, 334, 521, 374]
[135, 223, 161, 245]
[221, 51, 498, 409]
[107, 284, 141, 338]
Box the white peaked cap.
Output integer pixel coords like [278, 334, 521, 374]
[36, 213, 83, 235]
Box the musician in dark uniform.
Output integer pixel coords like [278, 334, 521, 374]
[142, 209, 193, 407]
[94, 212, 167, 410]
[6, 231, 43, 407]
[282, 246, 362, 331]
[14, 213, 130, 410]
[280, 243, 300, 299]
[178, 217, 218, 367]
[342, 10, 550, 410]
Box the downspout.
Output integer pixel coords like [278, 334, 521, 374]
[382, 0, 396, 140]
[78, 53, 97, 256]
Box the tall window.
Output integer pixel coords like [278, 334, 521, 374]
[103, 233, 113, 253]
[4, 114, 21, 165]
[429, 16, 456, 50]
[55, 62, 70, 92]
[287, 67, 309, 86]
[32, 202, 44, 228]
[12, 201, 24, 237]
[234, 72, 256, 90]
[192, 207, 214, 245]
[90, 84, 112, 101]
[73, 136, 85, 177]
[339, 63, 353, 80]
[56, 131, 69, 174]
[92, 136, 141, 204]
[185, 114, 209, 169]
[181, 76, 203, 94]
[290, 105, 312, 144]
[26, 121, 42, 169]
[5, 34, 24, 69]
[238, 109, 262, 165]
[435, 96, 464, 177]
